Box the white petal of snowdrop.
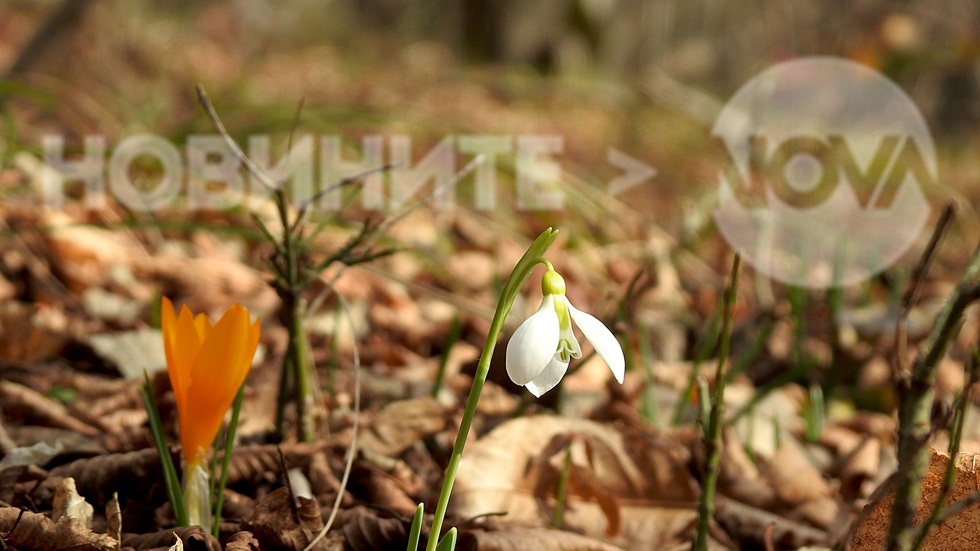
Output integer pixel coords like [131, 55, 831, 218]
[566, 298, 625, 383]
[506, 295, 560, 385]
[525, 356, 569, 397]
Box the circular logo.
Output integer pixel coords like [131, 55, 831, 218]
[712, 57, 934, 288]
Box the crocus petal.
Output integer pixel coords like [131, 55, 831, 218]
[506, 295, 560, 385]
[176, 305, 205, 358]
[524, 356, 569, 397]
[193, 312, 212, 341]
[247, 318, 261, 368]
[161, 298, 197, 417]
[173, 305, 205, 401]
[566, 298, 625, 383]
[180, 304, 257, 459]
[160, 297, 261, 533]
[161, 297, 179, 373]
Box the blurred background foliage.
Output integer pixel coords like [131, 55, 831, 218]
[1, 0, 979, 247]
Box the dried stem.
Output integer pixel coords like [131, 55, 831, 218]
[195, 85, 389, 443]
[895, 203, 955, 376]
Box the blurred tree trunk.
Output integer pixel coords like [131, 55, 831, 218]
[461, 0, 504, 62]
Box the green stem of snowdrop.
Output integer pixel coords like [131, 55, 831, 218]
[694, 254, 740, 551]
[424, 228, 559, 551]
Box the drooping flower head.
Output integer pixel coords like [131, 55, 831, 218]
[161, 297, 260, 466]
[506, 267, 624, 397]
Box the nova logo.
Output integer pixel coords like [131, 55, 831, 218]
[713, 57, 935, 288]
[728, 134, 934, 210]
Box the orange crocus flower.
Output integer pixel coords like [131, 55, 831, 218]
[161, 297, 260, 466]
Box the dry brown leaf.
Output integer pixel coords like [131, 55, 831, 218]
[222, 443, 329, 485]
[106, 492, 122, 547]
[81, 286, 144, 324]
[0, 463, 47, 505]
[446, 251, 495, 291]
[454, 415, 697, 551]
[46, 448, 168, 508]
[540, 433, 623, 537]
[80, 384, 142, 418]
[761, 440, 840, 529]
[0, 270, 16, 303]
[725, 383, 800, 460]
[718, 427, 776, 509]
[714, 496, 828, 550]
[52, 476, 94, 528]
[0, 505, 117, 551]
[40, 210, 145, 293]
[335, 505, 410, 551]
[849, 448, 980, 550]
[225, 531, 261, 551]
[50, 369, 137, 400]
[473, 380, 520, 416]
[92, 408, 149, 436]
[764, 440, 833, 504]
[0, 380, 101, 436]
[357, 397, 445, 457]
[218, 488, 257, 523]
[350, 458, 423, 515]
[83, 329, 168, 380]
[61, 383, 146, 436]
[122, 526, 219, 551]
[0, 301, 70, 362]
[307, 451, 342, 497]
[97, 426, 154, 454]
[133, 250, 277, 317]
[297, 495, 324, 533]
[368, 282, 432, 346]
[242, 487, 331, 551]
[839, 436, 882, 502]
[840, 412, 897, 443]
[458, 526, 625, 551]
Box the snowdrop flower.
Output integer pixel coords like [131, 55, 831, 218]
[506, 268, 624, 397]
